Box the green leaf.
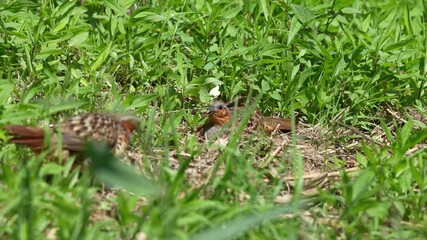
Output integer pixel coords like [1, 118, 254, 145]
[46, 100, 88, 114]
[54, 1, 75, 16]
[269, 90, 282, 101]
[384, 38, 413, 52]
[39, 162, 64, 176]
[405, 127, 427, 150]
[259, 44, 288, 58]
[355, 152, 367, 167]
[90, 42, 112, 71]
[403, 3, 413, 36]
[69, 32, 89, 47]
[0, 81, 14, 104]
[380, 120, 393, 143]
[366, 202, 391, 219]
[6, 0, 39, 12]
[261, 80, 270, 93]
[52, 17, 70, 34]
[103, 0, 126, 14]
[222, 6, 242, 19]
[133, 12, 168, 22]
[341, 7, 361, 14]
[0, 109, 41, 124]
[288, 17, 302, 45]
[333, 57, 347, 78]
[290, 4, 314, 24]
[259, 0, 269, 21]
[190, 202, 306, 240]
[126, 93, 158, 109]
[352, 169, 375, 201]
[86, 142, 162, 199]
[22, 85, 41, 104]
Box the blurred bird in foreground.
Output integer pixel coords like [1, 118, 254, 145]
[3, 113, 140, 160]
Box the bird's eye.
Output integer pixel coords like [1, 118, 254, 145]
[218, 106, 223, 110]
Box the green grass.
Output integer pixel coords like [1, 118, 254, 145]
[0, 0, 426, 239]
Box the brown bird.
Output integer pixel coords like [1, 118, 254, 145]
[3, 113, 140, 159]
[196, 101, 294, 139]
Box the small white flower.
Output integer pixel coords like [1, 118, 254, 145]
[209, 85, 220, 98]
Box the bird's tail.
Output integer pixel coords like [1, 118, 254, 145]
[3, 125, 45, 152]
[263, 117, 294, 134]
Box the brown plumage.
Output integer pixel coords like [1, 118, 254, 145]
[196, 101, 295, 139]
[3, 113, 140, 159]
[262, 116, 293, 134]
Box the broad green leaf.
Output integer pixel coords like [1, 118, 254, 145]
[260, 0, 269, 21]
[118, 0, 135, 9]
[47, 100, 88, 114]
[0, 81, 14, 104]
[269, 90, 282, 101]
[341, 7, 361, 14]
[403, 3, 413, 36]
[6, 0, 39, 12]
[259, 44, 288, 58]
[380, 120, 393, 143]
[126, 93, 158, 109]
[90, 43, 112, 71]
[333, 57, 347, 78]
[39, 163, 64, 176]
[290, 4, 314, 24]
[405, 128, 427, 150]
[222, 6, 241, 19]
[366, 202, 391, 219]
[383, 38, 413, 52]
[402, 119, 414, 136]
[355, 152, 367, 167]
[133, 12, 168, 22]
[352, 169, 375, 201]
[111, 14, 118, 35]
[86, 142, 162, 199]
[361, 14, 371, 32]
[52, 17, 70, 34]
[0, 109, 41, 124]
[22, 85, 41, 104]
[54, 1, 75, 17]
[190, 202, 305, 240]
[69, 32, 89, 47]
[261, 80, 270, 93]
[103, 0, 126, 14]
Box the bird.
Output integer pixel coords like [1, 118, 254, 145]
[196, 101, 294, 139]
[3, 113, 140, 159]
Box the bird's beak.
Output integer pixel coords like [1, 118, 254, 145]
[207, 108, 216, 115]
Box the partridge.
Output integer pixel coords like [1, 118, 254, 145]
[3, 113, 140, 159]
[196, 101, 294, 139]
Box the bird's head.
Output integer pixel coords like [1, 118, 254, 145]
[117, 114, 141, 133]
[207, 101, 231, 125]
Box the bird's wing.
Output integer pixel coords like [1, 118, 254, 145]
[59, 113, 119, 148]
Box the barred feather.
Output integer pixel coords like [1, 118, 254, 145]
[3, 113, 140, 157]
